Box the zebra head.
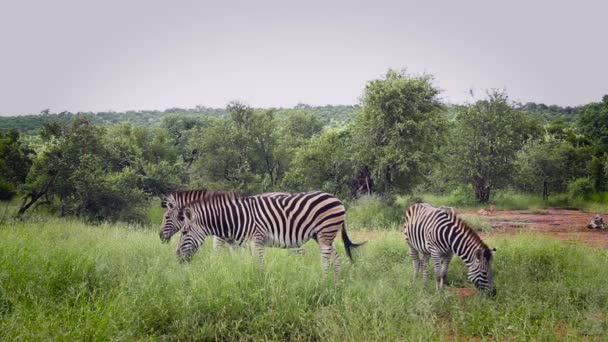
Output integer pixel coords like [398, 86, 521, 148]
[468, 247, 496, 296]
[175, 207, 204, 263]
[159, 200, 184, 243]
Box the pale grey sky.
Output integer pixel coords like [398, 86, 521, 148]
[1, 0, 606, 115]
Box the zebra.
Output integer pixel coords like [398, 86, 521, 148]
[403, 202, 496, 295]
[170, 191, 364, 273]
[160, 190, 301, 253]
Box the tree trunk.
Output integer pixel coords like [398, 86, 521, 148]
[17, 175, 56, 216]
[350, 166, 373, 198]
[542, 180, 548, 201]
[474, 181, 491, 203]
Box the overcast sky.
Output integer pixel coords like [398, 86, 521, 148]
[1, 0, 606, 115]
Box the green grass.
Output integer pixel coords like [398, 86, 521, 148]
[1, 217, 608, 340]
[459, 214, 493, 232]
[345, 195, 403, 231]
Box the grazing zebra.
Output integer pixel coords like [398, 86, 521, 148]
[404, 203, 496, 295]
[170, 191, 364, 273]
[160, 191, 300, 252]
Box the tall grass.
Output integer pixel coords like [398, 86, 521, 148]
[345, 195, 403, 231]
[1, 217, 608, 340]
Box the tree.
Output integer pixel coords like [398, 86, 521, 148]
[0, 130, 32, 199]
[448, 91, 540, 203]
[515, 139, 574, 200]
[274, 110, 324, 184]
[187, 117, 256, 192]
[577, 95, 608, 192]
[351, 69, 447, 194]
[19, 117, 170, 221]
[282, 128, 354, 198]
[578, 95, 608, 150]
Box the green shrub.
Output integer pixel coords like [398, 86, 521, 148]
[0, 179, 15, 200]
[346, 195, 403, 230]
[568, 177, 595, 200]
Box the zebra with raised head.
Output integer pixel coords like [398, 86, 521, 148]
[404, 202, 496, 295]
[160, 190, 292, 251]
[170, 191, 364, 273]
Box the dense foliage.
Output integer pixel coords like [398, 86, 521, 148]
[1, 69, 606, 221]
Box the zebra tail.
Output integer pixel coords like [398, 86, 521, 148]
[341, 223, 366, 262]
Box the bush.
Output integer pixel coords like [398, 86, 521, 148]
[346, 195, 403, 230]
[0, 179, 15, 200]
[568, 177, 595, 200]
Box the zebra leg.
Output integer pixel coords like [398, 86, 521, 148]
[420, 253, 431, 281]
[431, 253, 447, 290]
[439, 255, 452, 289]
[409, 247, 421, 278]
[251, 235, 266, 269]
[213, 236, 226, 250]
[319, 243, 335, 273]
[330, 245, 342, 275]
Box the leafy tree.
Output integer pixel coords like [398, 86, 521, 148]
[578, 95, 608, 150]
[187, 117, 257, 191]
[103, 123, 182, 196]
[282, 128, 353, 198]
[351, 69, 447, 194]
[577, 96, 608, 192]
[515, 139, 574, 200]
[20, 117, 105, 215]
[0, 130, 32, 199]
[19, 118, 174, 221]
[274, 110, 324, 185]
[448, 91, 540, 203]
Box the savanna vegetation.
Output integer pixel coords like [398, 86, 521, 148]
[1, 215, 607, 340]
[2, 70, 607, 222]
[1, 69, 608, 340]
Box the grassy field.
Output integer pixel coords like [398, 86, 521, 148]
[1, 216, 608, 340]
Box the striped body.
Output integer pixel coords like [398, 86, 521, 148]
[404, 203, 496, 294]
[174, 191, 363, 272]
[160, 191, 299, 252]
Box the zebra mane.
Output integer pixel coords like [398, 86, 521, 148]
[443, 208, 491, 253]
[165, 189, 244, 207]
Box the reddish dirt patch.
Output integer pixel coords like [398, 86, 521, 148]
[465, 209, 608, 248]
[448, 287, 477, 299]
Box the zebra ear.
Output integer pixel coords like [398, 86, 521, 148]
[182, 207, 192, 221]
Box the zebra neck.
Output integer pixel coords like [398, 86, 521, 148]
[453, 242, 479, 267]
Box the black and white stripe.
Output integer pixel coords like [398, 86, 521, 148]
[404, 203, 496, 295]
[160, 191, 295, 252]
[172, 191, 364, 272]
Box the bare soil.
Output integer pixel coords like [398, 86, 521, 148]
[466, 209, 608, 248]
